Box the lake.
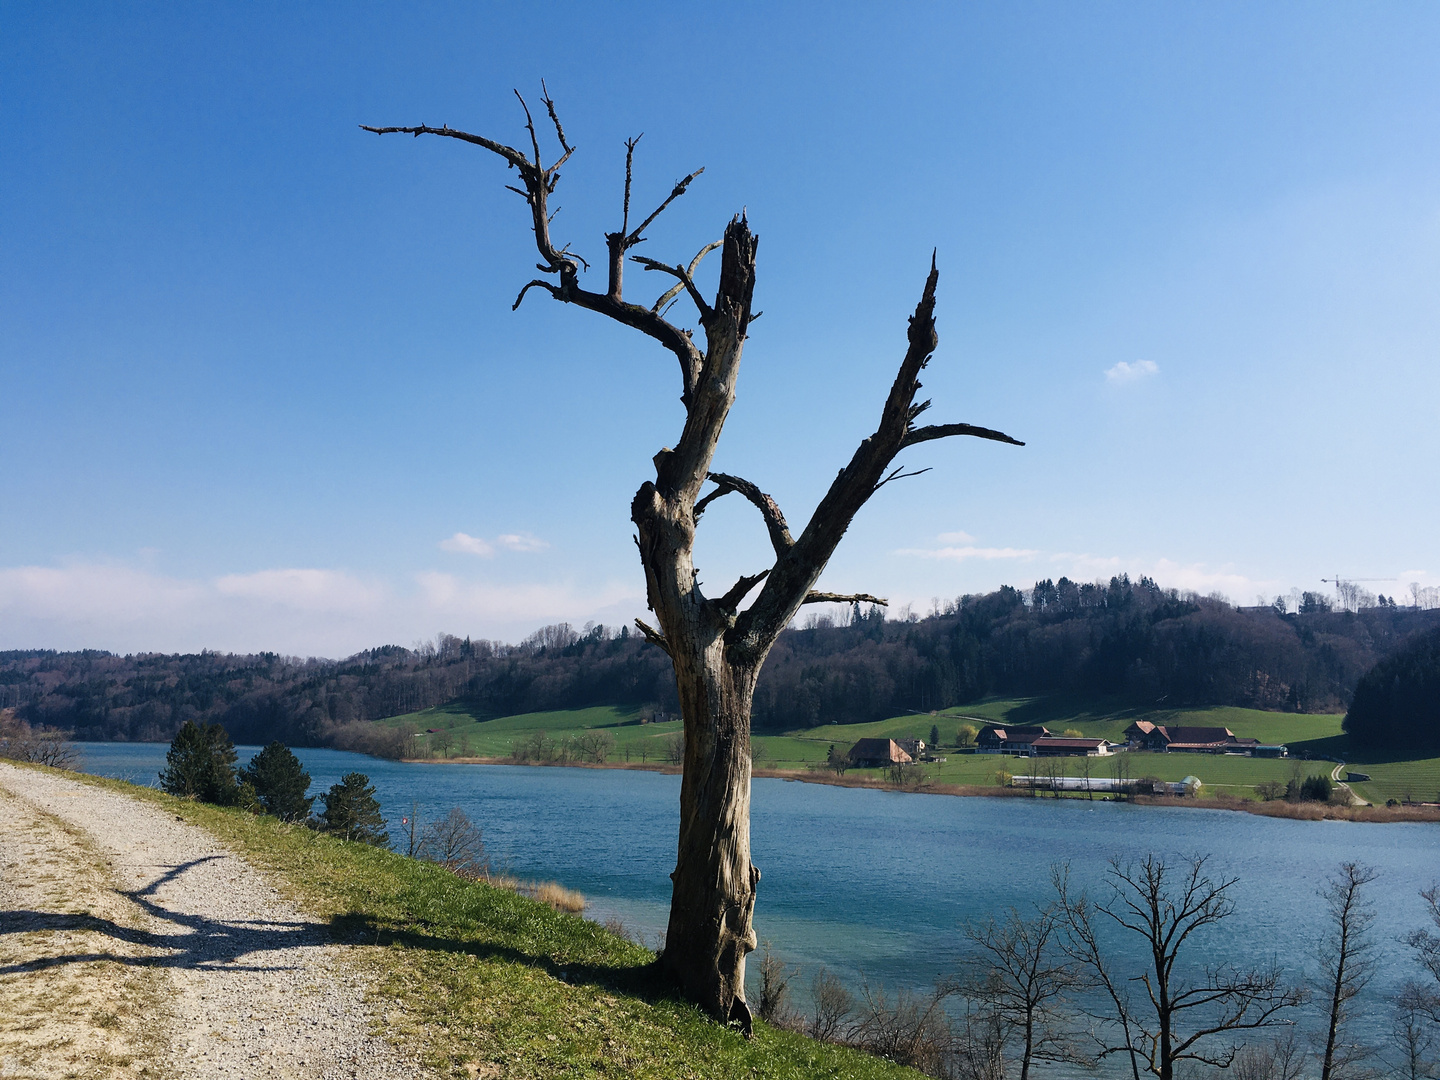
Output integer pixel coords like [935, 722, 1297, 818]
[74, 742, 1440, 1062]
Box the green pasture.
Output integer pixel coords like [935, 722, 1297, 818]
[378, 694, 1440, 807]
[382, 703, 685, 762]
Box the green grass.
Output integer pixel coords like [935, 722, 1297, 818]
[377, 694, 1440, 808]
[56, 768, 921, 1080]
[381, 703, 685, 764]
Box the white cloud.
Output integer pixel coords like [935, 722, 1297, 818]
[0, 561, 642, 657]
[1104, 359, 1159, 384]
[936, 530, 976, 544]
[438, 532, 495, 557]
[496, 533, 549, 553]
[214, 569, 385, 615]
[897, 545, 1040, 561]
[438, 531, 550, 556]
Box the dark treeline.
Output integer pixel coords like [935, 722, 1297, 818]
[5, 576, 1438, 750]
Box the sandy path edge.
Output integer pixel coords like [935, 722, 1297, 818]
[0, 762, 429, 1080]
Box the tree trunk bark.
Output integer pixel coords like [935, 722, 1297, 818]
[660, 645, 761, 1029]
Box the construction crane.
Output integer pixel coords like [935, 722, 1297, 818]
[1321, 575, 1398, 612]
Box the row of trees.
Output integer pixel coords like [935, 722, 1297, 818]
[756, 855, 1439, 1080]
[7, 580, 1437, 750]
[159, 721, 388, 844]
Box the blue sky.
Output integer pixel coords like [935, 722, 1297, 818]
[3, 2, 1438, 656]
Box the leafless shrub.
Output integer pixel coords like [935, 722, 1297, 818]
[757, 942, 798, 1027]
[849, 980, 955, 1074]
[946, 1000, 1009, 1080]
[575, 730, 615, 763]
[1390, 981, 1439, 1080]
[663, 732, 685, 765]
[512, 729, 557, 763]
[806, 966, 854, 1042]
[420, 808, 487, 877]
[0, 714, 78, 769]
[1233, 1032, 1305, 1080]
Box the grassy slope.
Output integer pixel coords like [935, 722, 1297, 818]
[382, 695, 1440, 805]
[55, 768, 919, 1080]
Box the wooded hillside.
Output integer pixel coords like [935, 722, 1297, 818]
[5, 575, 1435, 749]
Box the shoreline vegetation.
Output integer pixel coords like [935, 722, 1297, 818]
[395, 754, 1440, 824]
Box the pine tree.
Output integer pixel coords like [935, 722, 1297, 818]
[320, 772, 387, 845]
[239, 741, 314, 822]
[159, 720, 238, 804]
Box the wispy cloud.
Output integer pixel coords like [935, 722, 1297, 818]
[1104, 359, 1159, 384]
[438, 531, 550, 557]
[897, 545, 1040, 561]
[438, 532, 495, 557]
[496, 533, 549, 553]
[936, 530, 976, 544]
[0, 561, 641, 656]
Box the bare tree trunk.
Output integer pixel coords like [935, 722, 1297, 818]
[363, 90, 1022, 1031]
[662, 653, 761, 1022]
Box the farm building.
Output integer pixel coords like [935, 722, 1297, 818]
[975, 725, 1052, 754]
[848, 738, 913, 768]
[1123, 722, 1273, 755]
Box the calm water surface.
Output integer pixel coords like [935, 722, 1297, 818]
[76, 742, 1440, 1050]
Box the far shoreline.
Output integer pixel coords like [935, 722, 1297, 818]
[395, 753, 1440, 825]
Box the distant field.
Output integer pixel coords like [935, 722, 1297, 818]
[378, 695, 1440, 808]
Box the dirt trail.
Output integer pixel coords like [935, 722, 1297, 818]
[0, 763, 426, 1080]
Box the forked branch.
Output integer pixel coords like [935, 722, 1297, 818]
[364, 90, 708, 403]
[729, 256, 1023, 655]
[695, 472, 794, 555]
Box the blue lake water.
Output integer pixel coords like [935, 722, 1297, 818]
[75, 742, 1440, 1058]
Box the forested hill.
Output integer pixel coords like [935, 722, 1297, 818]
[4, 576, 1436, 749]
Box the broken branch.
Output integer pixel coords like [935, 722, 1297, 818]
[803, 592, 888, 606]
[634, 618, 672, 656]
[717, 570, 770, 613]
[903, 422, 1025, 449]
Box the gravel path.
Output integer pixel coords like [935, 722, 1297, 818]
[0, 763, 427, 1080]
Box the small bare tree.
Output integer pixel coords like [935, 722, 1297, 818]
[850, 980, 956, 1075]
[1317, 862, 1379, 1080]
[806, 966, 855, 1043]
[756, 941, 798, 1027]
[1233, 1032, 1305, 1080]
[960, 903, 1083, 1080]
[1390, 982, 1439, 1080]
[364, 86, 1021, 1028]
[1055, 855, 1303, 1080]
[420, 808, 487, 877]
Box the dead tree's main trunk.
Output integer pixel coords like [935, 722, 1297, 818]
[662, 641, 761, 1024]
[363, 99, 1023, 1032]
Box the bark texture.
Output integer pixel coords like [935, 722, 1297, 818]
[364, 91, 1022, 1030]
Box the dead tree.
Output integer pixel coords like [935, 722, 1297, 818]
[362, 87, 1022, 1030]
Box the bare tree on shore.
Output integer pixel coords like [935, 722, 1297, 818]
[1055, 855, 1303, 1080]
[1317, 862, 1379, 1080]
[362, 86, 1021, 1028]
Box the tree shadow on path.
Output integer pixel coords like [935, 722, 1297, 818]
[1, 855, 324, 976]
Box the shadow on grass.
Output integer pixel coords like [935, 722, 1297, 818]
[327, 908, 682, 1009]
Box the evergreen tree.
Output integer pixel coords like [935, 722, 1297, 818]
[238, 741, 313, 822]
[320, 772, 387, 845]
[159, 720, 238, 804]
[1344, 626, 1440, 752]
